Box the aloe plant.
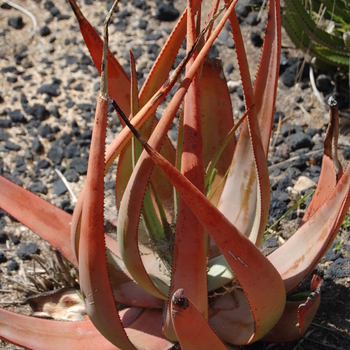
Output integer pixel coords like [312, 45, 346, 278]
[1, 0, 350, 348]
[283, 0, 350, 69]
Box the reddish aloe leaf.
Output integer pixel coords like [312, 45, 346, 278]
[0, 308, 119, 350]
[0, 307, 172, 350]
[263, 275, 322, 343]
[79, 95, 135, 349]
[301, 97, 343, 225]
[67, 0, 130, 115]
[0, 175, 75, 265]
[268, 158, 350, 293]
[208, 288, 254, 345]
[253, 0, 281, 154]
[121, 116, 286, 343]
[217, 1, 279, 246]
[200, 57, 235, 205]
[164, 1, 208, 339]
[170, 289, 228, 349]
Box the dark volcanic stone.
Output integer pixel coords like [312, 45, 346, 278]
[324, 242, 342, 261]
[37, 82, 61, 97]
[284, 132, 313, 151]
[30, 104, 49, 120]
[70, 157, 88, 175]
[34, 159, 50, 173]
[0, 251, 7, 263]
[64, 168, 79, 182]
[7, 259, 19, 272]
[29, 181, 48, 194]
[245, 12, 260, 26]
[5, 141, 20, 151]
[316, 74, 332, 92]
[154, 4, 179, 21]
[32, 137, 43, 153]
[8, 16, 24, 29]
[0, 119, 12, 128]
[269, 196, 287, 222]
[40, 25, 51, 37]
[0, 231, 8, 244]
[9, 110, 26, 123]
[47, 145, 64, 165]
[65, 143, 80, 158]
[17, 242, 40, 260]
[325, 258, 350, 280]
[250, 31, 263, 47]
[52, 179, 67, 196]
[38, 123, 52, 137]
[343, 147, 350, 160]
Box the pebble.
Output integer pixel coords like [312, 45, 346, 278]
[154, 4, 179, 22]
[52, 180, 67, 196]
[250, 31, 263, 47]
[325, 258, 350, 280]
[8, 16, 24, 29]
[9, 110, 26, 123]
[7, 259, 19, 273]
[0, 251, 7, 263]
[284, 132, 313, 151]
[28, 181, 48, 194]
[16, 242, 40, 260]
[40, 26, 51, 37]
[70, 157, 88, 175]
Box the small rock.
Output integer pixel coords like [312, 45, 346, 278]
[9, 110, 26, 123]
[37, 82, 61, 97]
[70, 157, 88, 175]
[293, 176, 316, 193]
[284, 132, 313, 151]
[316, 74, 332, 92]
[8, 16, 24, 29]
[30, 104, 49, 120]
[17, 242, 40, 260]
[324, 241, 342, 261]
[154, 4, 179, 21]
[227, 80, 241, 93]
[0, 231, 8, 243]
[343, 147, 350, 160]
[28, 181, 48, 194]
[250, 31, 263, 47]
[47, 145, 64, 165]
[0, 251, 7, 263]
[40, 26, 51, 37]
[5, 141, 20, 151]
[64, 168, 79, 182]
[324, 258, 350, 280]
[52, 179, 67, 196]
[32, 137, 43, 153]
[7, 259, 19, 273]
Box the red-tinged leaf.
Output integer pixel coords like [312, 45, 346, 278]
[170, 289, 228, 349]
[79, 97, 135, 349]
[67, 0, 130, 115]
[138, 0, 202, 106]
[217, 7, 271, 246]
[262, 275, 322, 343]
[164, 1, 208, 339]
[0, 308, 119, 350]
[253, 0, 281, 154]
[301, 97, 343, 225]
[208, 288, 254, 345]
[116, 0, 239, 302]
[0, 175, 75, 265]
[268, 161, 350, 293]
[200, 58, 235, 205]
[121, 118, 285, 344]
[0, 307, 173, 350]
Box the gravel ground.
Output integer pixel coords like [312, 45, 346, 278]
[0, 0, 350, 349]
